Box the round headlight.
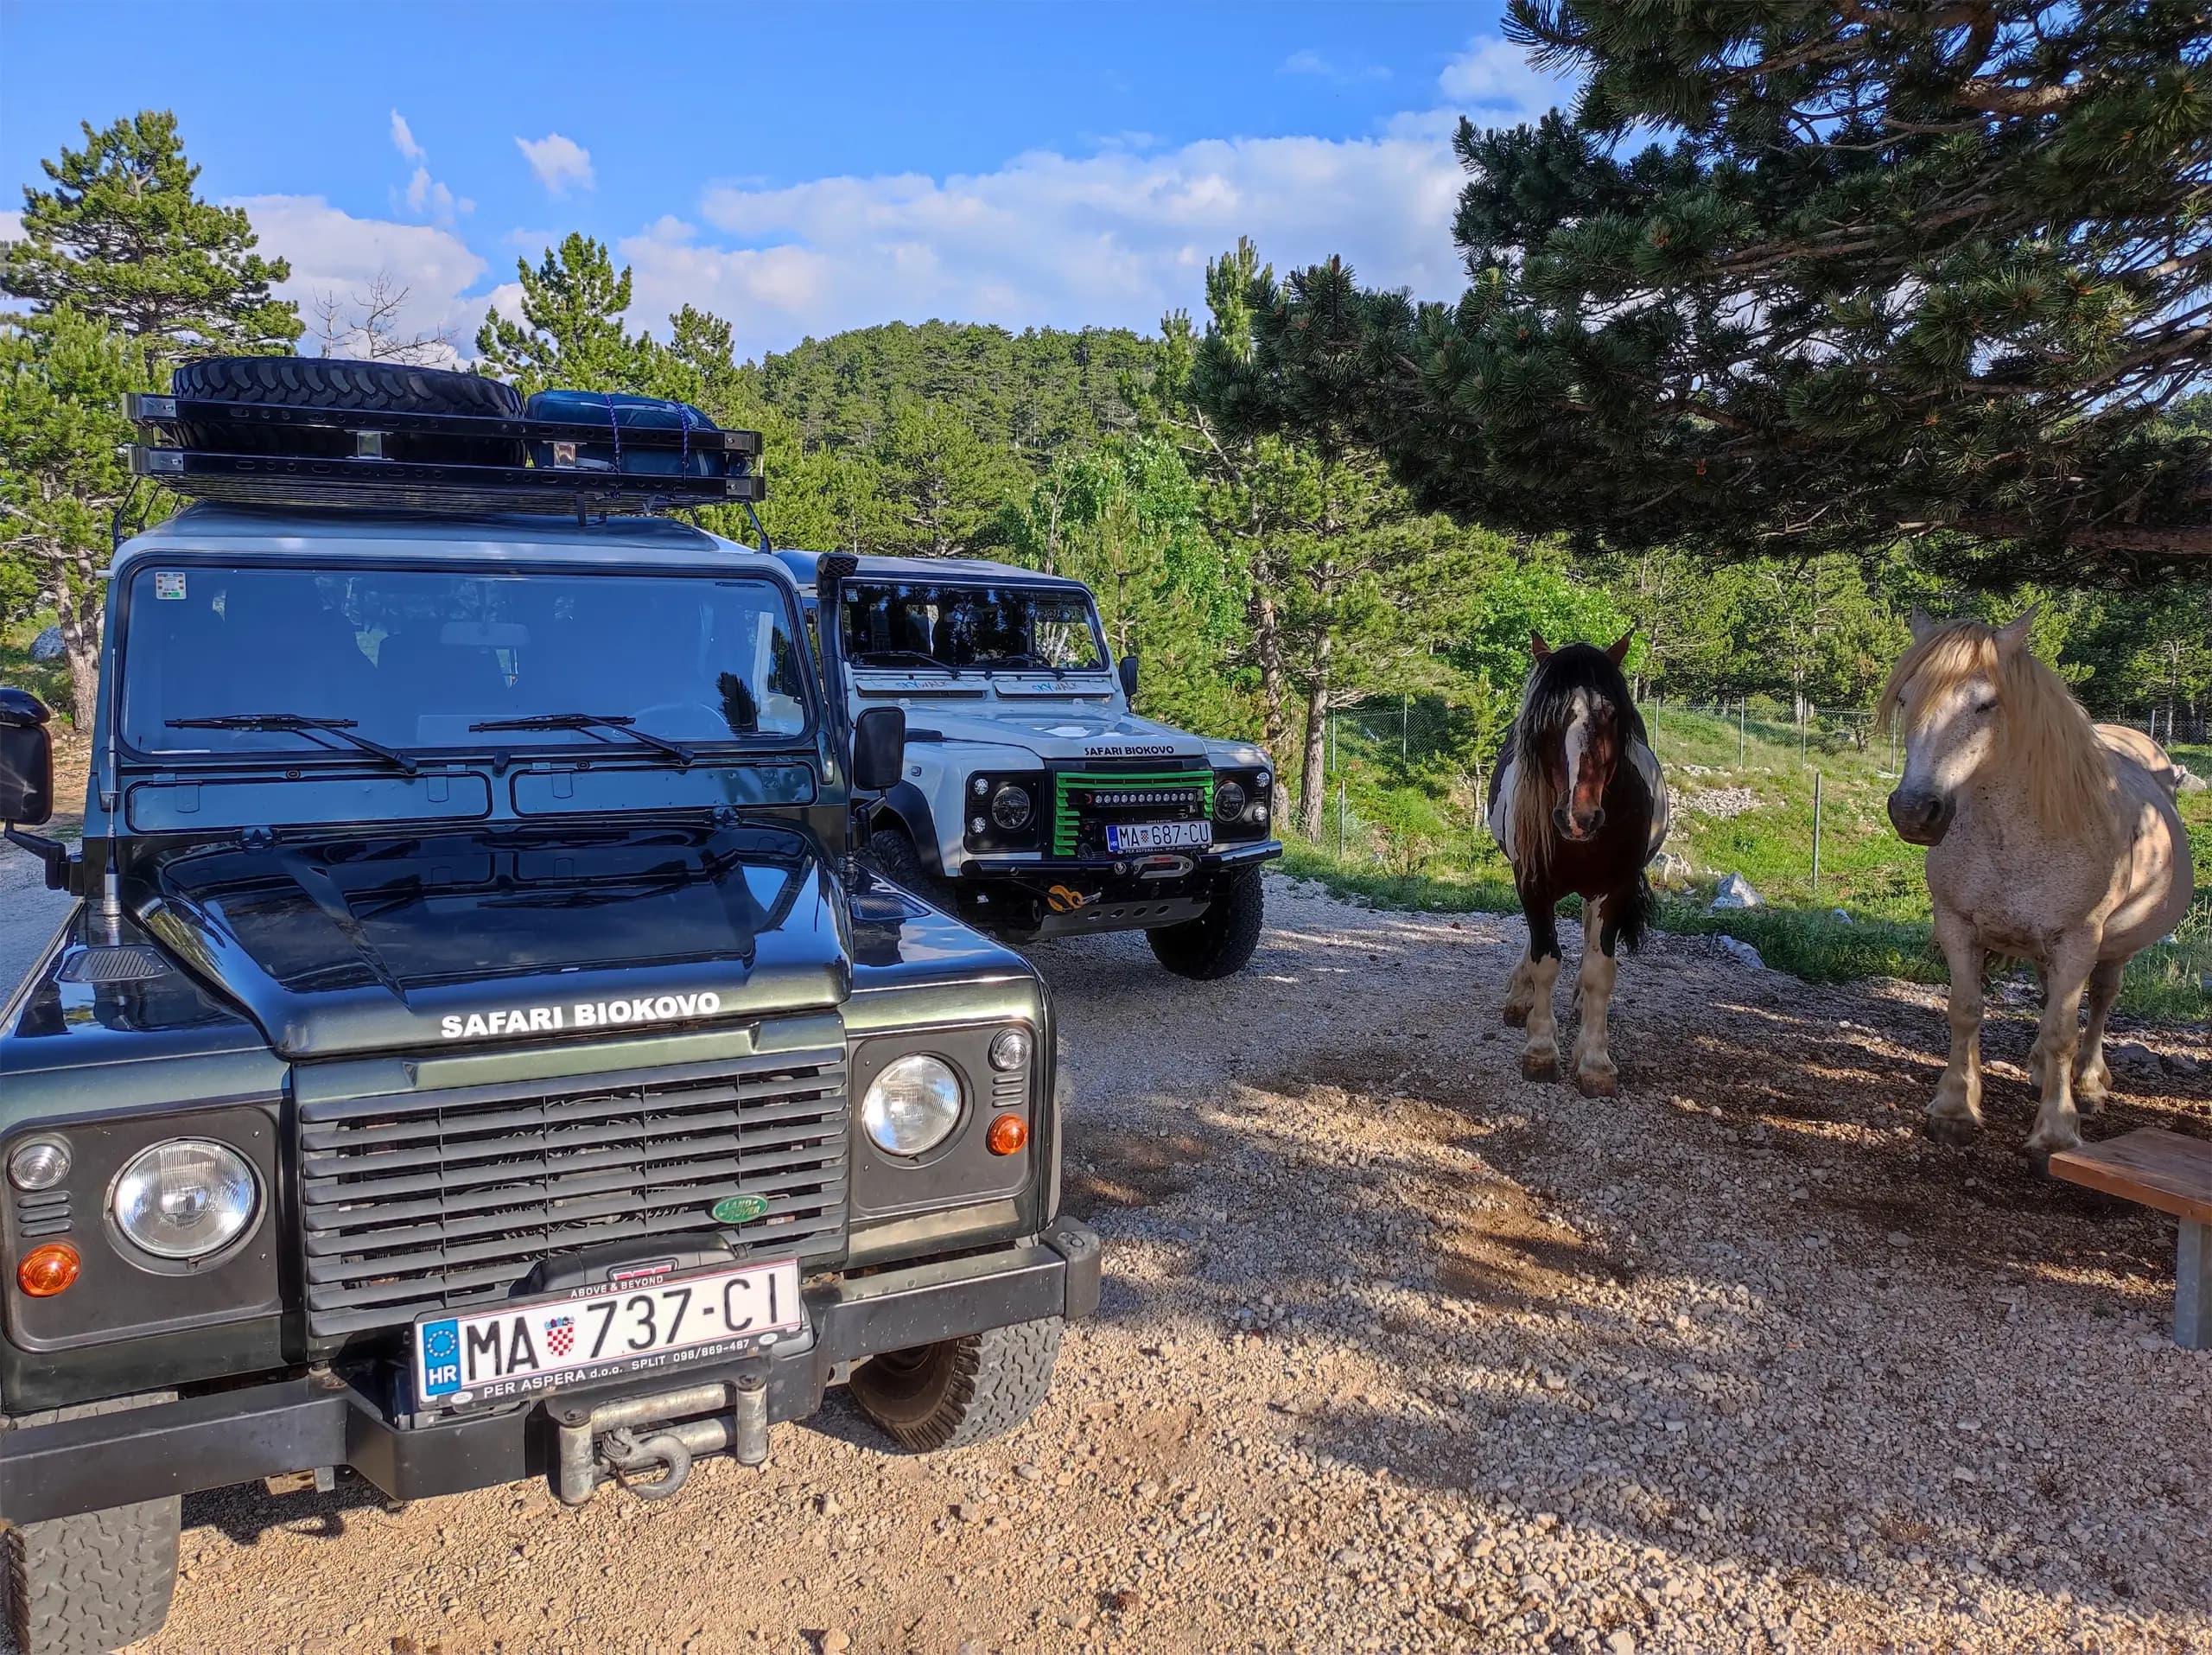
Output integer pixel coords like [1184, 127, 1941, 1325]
[111, 1139, 258, 1261]
[861, 1055, 964, 1157]
[1256, 770, 1271, 790]
[1214, 780, 1248, 823]
[8, 1138, 70, 1192]
[988, 1027, 1033, 1072]
[991, 783, 1033, 831]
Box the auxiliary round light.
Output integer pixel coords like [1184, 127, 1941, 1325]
[7, 1138, 70, 1192]
[990, 782, 1033, 832]
[17, 1242, 80, 1297]
[1214, 780, 1248, 824]
[971, 775, 989, 797]
[988, 1027, 1033, 1072]
[986, 1114, 1029, 1156]
[861, 1054, 964, 1158]
[111, 1138, 259, 1261]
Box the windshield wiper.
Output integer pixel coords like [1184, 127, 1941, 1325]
[467, 712, 695, 767]
[167, 713, 421, 775]
[853, 648, 959, 676]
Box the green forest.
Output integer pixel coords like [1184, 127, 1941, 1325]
[3, 3, 2209, 885]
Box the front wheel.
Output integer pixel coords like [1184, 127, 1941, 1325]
[1147, 867, 1264, 979]
[5, 1397, 181, 1655]
[862, 821, 951, 910]
[849, 1317, 1064, 1452]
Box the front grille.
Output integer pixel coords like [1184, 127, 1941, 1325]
[1052, 767, 1213, 856]
[298, 1047, 848, 1339]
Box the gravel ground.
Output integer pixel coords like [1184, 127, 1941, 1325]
[7, 868, 2210, 1655]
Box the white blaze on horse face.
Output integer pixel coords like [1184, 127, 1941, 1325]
[1564, 689, 1593, 800]
[1899, 675, 2002, 803]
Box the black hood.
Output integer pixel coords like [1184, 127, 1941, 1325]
[137, 822, 849, 1060]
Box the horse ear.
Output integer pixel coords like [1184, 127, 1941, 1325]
[1530, 632, 1553, 660]
[1605, 627, 1634, 666]
[1996, 603, 2038, 655]
[1908, 605, 1936, 643]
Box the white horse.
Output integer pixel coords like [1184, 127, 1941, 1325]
[1879, 608, 2195, 1161]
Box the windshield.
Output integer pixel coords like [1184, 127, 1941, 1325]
[120, 563, 811, 756]
[837, 581, 1108, 672]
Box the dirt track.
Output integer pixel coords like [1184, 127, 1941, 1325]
[10, 870, 2212, 1654]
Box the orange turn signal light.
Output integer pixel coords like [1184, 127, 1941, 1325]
[986, 1113, 1029, 1156]
[18, 1242, 80, 1298]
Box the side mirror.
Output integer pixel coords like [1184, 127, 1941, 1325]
[1118, 655, 1139, 699]
[0, 689, 54, 827]
[851, 704, 906, 793]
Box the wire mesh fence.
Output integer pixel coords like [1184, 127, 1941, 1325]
[1297, 689, 2208, 900]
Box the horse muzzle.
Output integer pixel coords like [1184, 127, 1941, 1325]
[1886, 789, 1955, 846]
[1552, 804, 1605, 840]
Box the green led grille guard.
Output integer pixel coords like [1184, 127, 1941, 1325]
[1052, 769, 1214, 856]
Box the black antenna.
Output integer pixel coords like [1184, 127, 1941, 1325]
[743, 500, 772, 554]
[111, 477, 144, 553]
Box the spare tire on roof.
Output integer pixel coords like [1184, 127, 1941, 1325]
[168, 357, 525, 467]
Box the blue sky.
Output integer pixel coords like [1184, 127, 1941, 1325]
[0, 2, 1576, 363]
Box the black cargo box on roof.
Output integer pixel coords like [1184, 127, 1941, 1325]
[124, 357, 764, 518]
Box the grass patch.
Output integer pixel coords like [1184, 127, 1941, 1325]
[1288, 701, 2211, 1025]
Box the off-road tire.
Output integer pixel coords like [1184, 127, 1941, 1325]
[849, 1316, 1064, 1453]
[1146, 866, 1264, 979]
[863, 821, 952, 911]
[170, 356, 524, 465]
[5, 1394, 181, 1655]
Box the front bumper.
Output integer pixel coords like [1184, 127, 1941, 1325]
[0, 1220, 1101, 1526]
[962, 840, 1282, 879]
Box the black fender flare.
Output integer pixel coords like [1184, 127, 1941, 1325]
[877, 781, 947, 875]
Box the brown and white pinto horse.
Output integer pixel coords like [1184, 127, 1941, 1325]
[1486, 632, 1670, 1094]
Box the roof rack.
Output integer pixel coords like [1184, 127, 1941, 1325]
[125, 391, 766, 519]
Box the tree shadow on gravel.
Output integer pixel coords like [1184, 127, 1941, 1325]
[1054, 971, 2212, 1637]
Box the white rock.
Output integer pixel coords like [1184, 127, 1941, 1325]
[1718, 937, 1766, 971]
[1710, 874, 1763, 910]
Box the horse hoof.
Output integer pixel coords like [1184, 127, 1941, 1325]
[2024, 1133, 2081, 1168]
[1576, 1066, 1618, 1098]
[1522, 1048, 1558, 1082]
[1501, 1005, 1529, 1028]
[1923, 1113, 1980, 1148]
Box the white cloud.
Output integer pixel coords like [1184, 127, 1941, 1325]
[1282, 48, 1389, 83]
[387, 111, 467, 227]
[1438, 35, 1574, 124]
[230, 194, 490, 366]
[630, 128, 1463, 359]
[516, 133, 595, 196]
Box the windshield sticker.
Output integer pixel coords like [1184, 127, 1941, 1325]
[154, 572, 187, 601]
[439, 990, 726, 1041]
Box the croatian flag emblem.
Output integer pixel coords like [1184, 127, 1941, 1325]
[545, 1314, 576, 1359]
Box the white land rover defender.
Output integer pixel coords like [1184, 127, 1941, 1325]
[777, 552, 1282, 978]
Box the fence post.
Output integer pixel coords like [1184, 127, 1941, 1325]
[1336, 777, 1347, 861]
[1799, 699, 1808, 764]
[1812, 770, 1823, 894]
[1402, 693, 1409, 757]
[1738, 698, 1746, 768]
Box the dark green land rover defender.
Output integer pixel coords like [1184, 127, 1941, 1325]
[0, 362, 1098, 1654]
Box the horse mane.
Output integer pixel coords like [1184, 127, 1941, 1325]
[1876, 621, 2115, 845]
[1507, 644, 1649, 878]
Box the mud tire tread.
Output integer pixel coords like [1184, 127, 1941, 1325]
[849, 1316, 1064, 1453]
[1146, 866, 1264, 979]
[5, 1393, 181, 1655]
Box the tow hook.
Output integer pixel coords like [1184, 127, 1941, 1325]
[551, 1365, 773, 1507]
[605, 1428, 692, 1501]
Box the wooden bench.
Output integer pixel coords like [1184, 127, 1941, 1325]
[2050, 1128, 2212, 1351]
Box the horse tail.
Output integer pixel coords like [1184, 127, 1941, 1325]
[1612, 870, 1659, 954]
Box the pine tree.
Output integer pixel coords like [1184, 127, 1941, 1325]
[475, 234, 656, 395]
[1249, 3, 2212, 583]
[877, 400, 1020, 557]
[0, 111, 299, 356]
[0, 309, 157, 725]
